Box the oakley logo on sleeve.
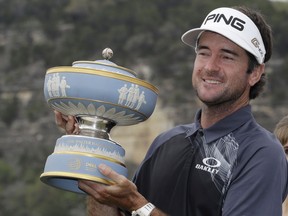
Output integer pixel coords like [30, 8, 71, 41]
[203, 13, 246, 31]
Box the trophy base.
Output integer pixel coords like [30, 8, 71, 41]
[40, 135, 128, 194]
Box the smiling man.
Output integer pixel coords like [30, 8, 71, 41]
[55, 5, 288, 216]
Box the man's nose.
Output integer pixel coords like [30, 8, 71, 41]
[204, 55, 221, 72]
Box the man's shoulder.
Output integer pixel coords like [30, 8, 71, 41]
[238, 120, 280, 147]
[156, 123, 195, 143]
[145, 123, 195, 156]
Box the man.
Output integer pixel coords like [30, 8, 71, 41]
[55, 6, 288, 216]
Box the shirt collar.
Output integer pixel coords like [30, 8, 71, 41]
[185, 105, 254, 143]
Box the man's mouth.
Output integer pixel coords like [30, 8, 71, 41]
[204, 79, 221, 84]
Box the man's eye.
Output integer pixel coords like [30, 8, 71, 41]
[197, 51, 209, 56]
[224, 56, 233, 60]
[221, 55, 235, 61]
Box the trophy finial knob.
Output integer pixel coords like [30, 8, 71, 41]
[102, 48, 113, 60]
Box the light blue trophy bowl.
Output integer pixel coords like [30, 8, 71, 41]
[40, 48, 158, 194]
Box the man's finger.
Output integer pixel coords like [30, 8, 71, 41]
[78, 180, 104, 199]
[98, 164, 126, 185]
[65, 115, 76, 134]
[54, 110, 65, 127]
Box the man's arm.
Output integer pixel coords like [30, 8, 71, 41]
[87, 196, 123, 216]
[79, 164, 168, 216]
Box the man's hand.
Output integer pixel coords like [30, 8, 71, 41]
[79, 164, 148, 212]
[54, 110, 79, 134]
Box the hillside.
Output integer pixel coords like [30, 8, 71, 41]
[0, 0, 288, 215]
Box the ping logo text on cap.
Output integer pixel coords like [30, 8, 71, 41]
[204, 13, 246, 31]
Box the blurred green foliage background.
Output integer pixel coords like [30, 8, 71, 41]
[0, 0, 288, 215]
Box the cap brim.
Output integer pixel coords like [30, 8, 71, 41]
[181, 28, 203, 48]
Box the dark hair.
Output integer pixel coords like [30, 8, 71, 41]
[233, 6, 273, 99]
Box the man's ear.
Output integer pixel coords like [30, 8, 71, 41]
[249, 64, 265, 86]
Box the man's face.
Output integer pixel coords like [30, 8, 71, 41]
[192, 31, 253, 107]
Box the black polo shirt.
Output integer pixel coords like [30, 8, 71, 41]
[132, 105, 288, 216]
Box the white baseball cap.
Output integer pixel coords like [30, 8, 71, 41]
[181, 7, 266, 64]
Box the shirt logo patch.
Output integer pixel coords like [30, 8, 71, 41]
[195, 157, 221, 174]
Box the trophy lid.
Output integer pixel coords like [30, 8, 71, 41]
[72, 48, 136, 77]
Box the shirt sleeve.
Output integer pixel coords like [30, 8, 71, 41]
[222, 144, 288, 216]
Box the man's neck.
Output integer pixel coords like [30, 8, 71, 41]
[200, 100, 249, 129]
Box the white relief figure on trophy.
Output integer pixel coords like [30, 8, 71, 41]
[60, 76, 70, 96]
[117, 84, 128, 104]
[125, 84, 135, 107]
[47, 73, 70, 97]
[52, 73, 60, 97]
[118, 83, 147, 110]
[47, 76, 53, 97]
[129, 84, 140, 108]
[135, 91, 146, 110]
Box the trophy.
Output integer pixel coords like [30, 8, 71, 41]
[40, 48, 158, 194]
